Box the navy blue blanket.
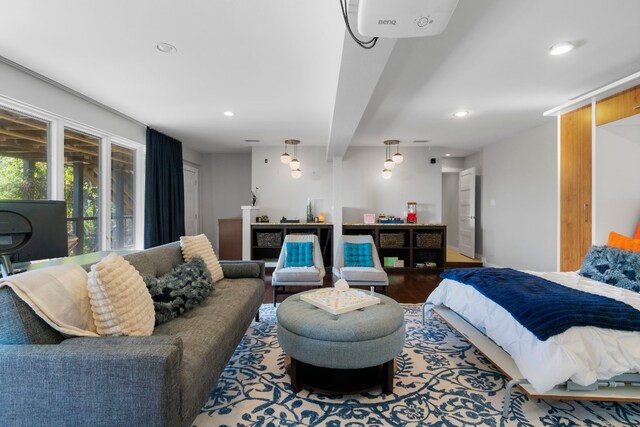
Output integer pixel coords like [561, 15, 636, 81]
[441, 268, 640, 341]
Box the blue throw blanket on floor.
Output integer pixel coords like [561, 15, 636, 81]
[441, 268, 640, 341]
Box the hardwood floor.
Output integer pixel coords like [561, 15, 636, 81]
[263, 269, 444, 305]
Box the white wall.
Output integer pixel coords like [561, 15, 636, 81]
[482, 121, 557, 270]
[251, 146, 334, 222]
[0, 61, 144, 143]
[594, 125, 640, 243]
[442, 172, 459, 248]
[201, 153, 252, 252]
[341, 146, 442, 223]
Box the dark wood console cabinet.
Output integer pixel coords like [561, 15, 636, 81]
[250, 223, 333, 268]
[342, 224, 447, 272]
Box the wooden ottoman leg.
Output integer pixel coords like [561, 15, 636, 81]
[381, 359, 394, 394]
[290, 357, 302, 393]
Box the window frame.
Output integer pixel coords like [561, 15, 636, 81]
[0, 95, 145, 251]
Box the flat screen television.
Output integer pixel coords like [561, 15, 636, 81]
[0, 200, 68, 277]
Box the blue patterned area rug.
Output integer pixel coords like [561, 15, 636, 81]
[194, 304, 640, 426]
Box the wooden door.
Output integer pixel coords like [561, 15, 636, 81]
[560, 105, 592, 271]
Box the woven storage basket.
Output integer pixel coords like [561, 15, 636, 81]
[256, 232, 282, 248]
[379, 233, 405, 248]
[416, 232, 442, 248]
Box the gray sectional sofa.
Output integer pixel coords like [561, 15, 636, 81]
[0, 241, 265, 426]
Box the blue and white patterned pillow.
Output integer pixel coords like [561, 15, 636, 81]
[579, 245, 640, 292]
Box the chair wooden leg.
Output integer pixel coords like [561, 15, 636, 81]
[255, 311, 260, 322]
[273, 286, 277, 307]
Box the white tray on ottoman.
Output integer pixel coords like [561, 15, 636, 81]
[300, 288, 380, 315]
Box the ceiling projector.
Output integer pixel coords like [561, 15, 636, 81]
[356, 0, 459, 38]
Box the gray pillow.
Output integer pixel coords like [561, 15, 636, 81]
[143, 256, 213, 325]
[579, 245, 640, 292]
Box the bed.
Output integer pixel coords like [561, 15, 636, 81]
[422, 247, 640, 417]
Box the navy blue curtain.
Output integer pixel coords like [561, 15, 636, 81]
[144, 127, 185, 248]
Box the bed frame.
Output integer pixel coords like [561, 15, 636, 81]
[421, 304, 640, 418]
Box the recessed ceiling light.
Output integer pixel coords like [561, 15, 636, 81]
[453, 111, 469, 118]
[156, 42, 177, 53]
[445, 153, 451, 157]
[412, 140, 431, 143]
[223, 111, 235, 117]
[549, 42, 574, 56]
[244, 139, 260, 143]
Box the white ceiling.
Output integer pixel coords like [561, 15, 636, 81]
[1, 0, 640, 157]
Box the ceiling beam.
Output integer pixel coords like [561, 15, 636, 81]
[325, 31, 396, 160]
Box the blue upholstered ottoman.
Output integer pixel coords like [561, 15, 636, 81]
[276, 290, 405, 393]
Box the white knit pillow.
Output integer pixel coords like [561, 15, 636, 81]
[87, 252, 155, 336]
[180, 234, 224, 282]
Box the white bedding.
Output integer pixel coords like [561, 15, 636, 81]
[425, 271, 640, 393]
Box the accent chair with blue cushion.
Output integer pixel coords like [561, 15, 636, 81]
[333, 235, 388, 292]
[272, 234, 325, 305]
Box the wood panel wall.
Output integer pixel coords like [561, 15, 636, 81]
[596, 84, 640, 126]
[560, 104, 592, 271]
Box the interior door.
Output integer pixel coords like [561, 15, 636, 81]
[560, 105, 592, 271]
[458, 167, 476, 259]
[183, 165, 199, 236]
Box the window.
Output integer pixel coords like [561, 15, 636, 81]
[1, 96, 145, 253]
[64, 128, 101, 255]
[0, 107, 49, 200]
[111, 144, 136, 249]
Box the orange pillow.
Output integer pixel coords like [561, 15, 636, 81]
[635, 223, 640, 240]
[607, 231, 640, 252]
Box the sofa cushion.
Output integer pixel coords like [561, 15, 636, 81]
[273, 266, 321, 282]
[0, 287, 64, 345]
[152, 276, 264, 426]
[87, 253, 155, 336]
[180, 234, 224, 282]
[340, 267, 388, 283]
[220, 261, 262, 279]
[143, 257, 213, 325]
[124, 242, 183, 277]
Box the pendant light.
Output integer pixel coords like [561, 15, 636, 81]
[284, 139, 302, 178]
[287, 140, 300, 170]
[383, 140, 395, 170]
[391, 140, 404, 164]
[280, 140, 291, 164]
[382, 140, 400, 179]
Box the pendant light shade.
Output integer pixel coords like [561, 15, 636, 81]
[280, 140, 292, 163]
[381, 168, 392, 179]
[291, 169, 302, 179]
[289, 158, 300, 170]
[392, 151, 404, 164]
[384, 159, 395, 170]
